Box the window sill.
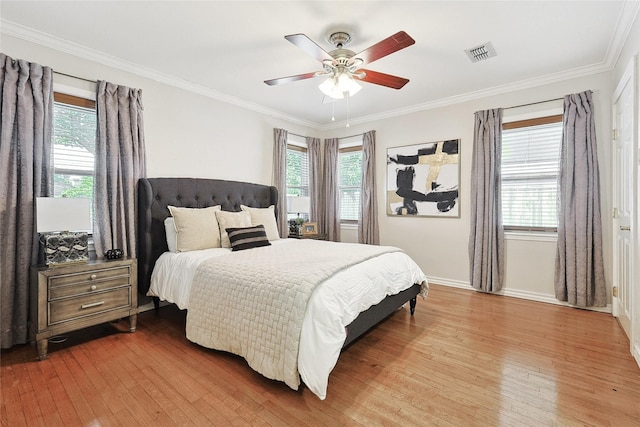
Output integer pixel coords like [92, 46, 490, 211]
[505, 231, 557, 242]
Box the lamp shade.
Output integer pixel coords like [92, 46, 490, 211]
[36, 197, 91, 233]
[287, 196, 310, 214]
[319, 72, 362, 100]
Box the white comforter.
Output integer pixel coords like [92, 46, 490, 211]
[148, 239, 428, 399]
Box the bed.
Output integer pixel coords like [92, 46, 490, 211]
[137, 177, 428, 399]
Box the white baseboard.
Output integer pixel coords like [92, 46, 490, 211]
[427, 275, 612, 314]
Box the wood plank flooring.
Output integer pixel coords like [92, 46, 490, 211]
[2, 284, 639, 426]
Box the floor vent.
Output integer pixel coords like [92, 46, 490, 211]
[465, 42, 497, 63]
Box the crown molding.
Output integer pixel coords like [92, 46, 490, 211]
[320, 61, 612, 130]
[603, 0, 640, 68]
[0, 19, 319, 130]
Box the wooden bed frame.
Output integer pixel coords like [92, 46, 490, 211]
[137, 177, 421, 348]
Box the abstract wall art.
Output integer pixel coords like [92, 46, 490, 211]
[387, 139, 460, 217]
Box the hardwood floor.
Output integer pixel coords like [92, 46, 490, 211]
[2, 284, 639, 426]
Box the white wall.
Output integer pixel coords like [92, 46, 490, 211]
[327, 73, 613, 306]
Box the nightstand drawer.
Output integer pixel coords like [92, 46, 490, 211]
[49, 287, 131, 324]
[49, 276, 130, 300]
[49, 266, 131, 288]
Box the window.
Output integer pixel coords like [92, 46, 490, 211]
[285, 138, 309, 221]
[501, 115, 563, 231]
[338, 145, 363, 222]
[53, 93, 97, 226]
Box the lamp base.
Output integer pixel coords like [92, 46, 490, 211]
[40, 232, 89, 266]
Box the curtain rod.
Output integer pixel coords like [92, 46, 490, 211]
[53, 70, 96, 84]
[288, 132, 365, 140]
[337, 132, 364, 140]
[504, 97, 564, 110]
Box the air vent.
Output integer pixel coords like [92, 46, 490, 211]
[465, 42, 497, 63]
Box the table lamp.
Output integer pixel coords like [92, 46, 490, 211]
[36, 197, 91, 266]
[287, 196, 310, 236]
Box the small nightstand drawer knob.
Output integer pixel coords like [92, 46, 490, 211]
[90, 274, 97, 280]
[90, 285, 97, 291]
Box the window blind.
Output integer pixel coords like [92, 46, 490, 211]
[52, 100, 96, 197]
[501, 118, 562, 230]
[338, 148, 362, 222]
[285, 144, 310, 221]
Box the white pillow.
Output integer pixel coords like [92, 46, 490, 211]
[240, 205, 280, 241]
[164, 217, 178, 252]
[168, 205, 221, 252]
[215, 210, 252, 248]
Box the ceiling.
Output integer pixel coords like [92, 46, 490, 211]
[1, 1, 637, 129]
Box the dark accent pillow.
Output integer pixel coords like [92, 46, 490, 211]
[226, 225, 271, 251]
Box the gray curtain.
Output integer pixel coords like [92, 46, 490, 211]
[272, 128, 288, 237]
[359, 130, 379, 244]
[94, 81, 146, 259]
[469, 108, 504, 293]
[554, 90, 606, 307]
[0, 54, 53, 348]
[307, 137, 323, 232]
[323, 138, 340, 242]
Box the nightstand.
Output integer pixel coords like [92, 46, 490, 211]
[29, 258, 138, 360]
[289, 233, 328, 240]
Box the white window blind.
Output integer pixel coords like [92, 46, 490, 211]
[338, 147, 362, 222]
[285, 143, 310, 221]
[501, 116, 562, 230]
[53, 94, 97, 226]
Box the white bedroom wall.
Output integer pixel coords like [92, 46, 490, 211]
[326, 72, 613, 306]
[1, 35, 315, 186]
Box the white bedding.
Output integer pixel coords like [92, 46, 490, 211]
[148, 239, 428, 399]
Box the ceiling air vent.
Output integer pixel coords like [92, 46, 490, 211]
[465, 42, 497, 63]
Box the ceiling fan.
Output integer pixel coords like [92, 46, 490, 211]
[264, 30, 415, 99]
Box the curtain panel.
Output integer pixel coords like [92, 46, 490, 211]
[323, 138, 340, 242]
[469, 108, 504, 293]
[0, 54, 54, 348]
[93, 81, 146, 259]
[359, 130, 379, 245]
[272, 128, 288, 238]
[554, 90, 607, 307]
[307, 137, 323, 233]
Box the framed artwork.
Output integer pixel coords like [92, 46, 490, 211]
[301, 222, 318, 235]
[386, 139, 460, 217]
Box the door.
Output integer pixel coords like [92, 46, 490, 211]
[612, 58, 636, 342]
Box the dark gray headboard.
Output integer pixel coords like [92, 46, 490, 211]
[137, 177, 278, 296]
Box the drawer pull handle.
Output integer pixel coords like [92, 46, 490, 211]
[90, 274, 97, 280]
[81, 301, 105, 310]
[90, 285, 97, 291]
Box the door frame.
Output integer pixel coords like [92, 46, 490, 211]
[611, 55, 639, 366]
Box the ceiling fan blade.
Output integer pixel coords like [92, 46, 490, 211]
[353, 31, 415, 66]
[264, 72, 319, 86]
[357, 69, 410, 89]
[285, 34, 334, 63]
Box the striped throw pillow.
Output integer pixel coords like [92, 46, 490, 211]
[226, 225, 271, 251]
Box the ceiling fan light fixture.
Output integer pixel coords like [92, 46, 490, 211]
[319, 71, 362, 99]
[319, 76, 344, 99]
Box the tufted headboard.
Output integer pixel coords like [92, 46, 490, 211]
[137, 177, 279, 296]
